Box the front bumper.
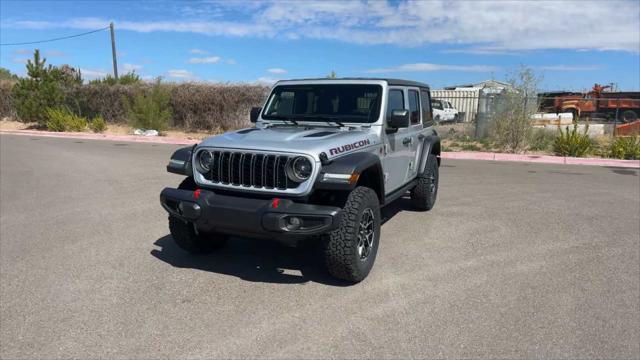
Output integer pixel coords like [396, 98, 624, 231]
[160, 188, 341, 240]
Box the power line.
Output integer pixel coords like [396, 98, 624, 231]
[0, 26, 110, 46]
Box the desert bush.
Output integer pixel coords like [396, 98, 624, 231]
[124, 79, 171, 131]
[88, 72, 141, 85]
[0, 80, 17, 119]
[170, 83, 268, 131]
[528, 129, 555, 151]
[610, 136, 640, 160]
[89, 116, 107, 133]
[44, 107, 87, 132]
[552, 123, 592, 157]
[492, 67, 541, 153]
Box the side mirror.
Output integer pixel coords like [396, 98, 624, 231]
[387, 109, 410, 129]
[250, 107, 262, 123]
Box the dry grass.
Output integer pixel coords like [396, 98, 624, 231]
[1, 117, 220, 140]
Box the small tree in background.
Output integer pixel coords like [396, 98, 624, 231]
[327, 70, 337, 78]
[10, 50, 82, 124]
[492, 66, 542, 153]
[0, 67, 19, 81]
[123, 78, 171, 132]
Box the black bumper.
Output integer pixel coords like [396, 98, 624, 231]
[160, 188, 342, 240]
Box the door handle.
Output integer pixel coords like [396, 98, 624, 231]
[402, 137, 412, 146]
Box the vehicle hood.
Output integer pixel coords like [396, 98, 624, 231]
[198, 126, 381, 160]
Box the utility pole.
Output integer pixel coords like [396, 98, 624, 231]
[110, 22, 118, 80]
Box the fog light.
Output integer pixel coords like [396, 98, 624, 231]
[286, 216, 302, 230]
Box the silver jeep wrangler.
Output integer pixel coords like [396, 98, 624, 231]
[160, 78, 440, 282]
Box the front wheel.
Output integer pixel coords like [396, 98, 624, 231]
[169, 216, 228, 254]
[411, 154, 439, 211]
[169, 176, 228, 253]
[324, 187, 381, 283]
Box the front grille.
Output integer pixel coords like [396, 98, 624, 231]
[206, 151, 297, 190]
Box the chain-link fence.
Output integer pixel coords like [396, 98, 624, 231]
[430, 91, 640, 138]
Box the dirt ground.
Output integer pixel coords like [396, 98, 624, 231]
[0, 118, 217, 141]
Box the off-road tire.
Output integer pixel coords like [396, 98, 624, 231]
[435, 115, 441, 124]
[169, 177, 227, 254]
[324, 186, 381, 283]
[411, 154, 439, 211]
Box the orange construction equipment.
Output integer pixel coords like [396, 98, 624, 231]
[615, 120, 640, 136]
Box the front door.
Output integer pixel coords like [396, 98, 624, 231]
[383, 87, 415, 194]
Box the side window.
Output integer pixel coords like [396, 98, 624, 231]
[386, 89, 404, 119]
[408, 90, 420, 124]
[432, 99, 443, 110]
[421, 90, 434, 126]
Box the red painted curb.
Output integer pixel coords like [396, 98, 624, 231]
[0, 129, 197, 145]
[2, 129, 638, 168]
[441, 151, 639, 168]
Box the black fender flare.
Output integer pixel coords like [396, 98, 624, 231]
[314, 151, 385, 202]
[166, 145, 195, 176]
[418, 135, 441, 174]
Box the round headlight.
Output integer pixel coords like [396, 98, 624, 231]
[287, 156, 313, 182]
[198, 150, 213, 172]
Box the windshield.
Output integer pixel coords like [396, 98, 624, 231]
[262, 84, 382, 123]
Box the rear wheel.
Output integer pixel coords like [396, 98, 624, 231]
[169, 177, 227, 254]
[324, 187, 381, 283]
[411, 154, 439, 211]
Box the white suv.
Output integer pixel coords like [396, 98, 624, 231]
[432, 99, 459, 123]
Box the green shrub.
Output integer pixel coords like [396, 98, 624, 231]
[610, 136, 640, 160]
[124, 79, 171, 131]
[89, 116, 107, 133]
[552, 123, 592, 157]
[11, 50, 81, 124]
[88, 72, 141, 85]
[44, 107, 87, 132]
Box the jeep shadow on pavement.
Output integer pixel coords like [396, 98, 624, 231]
[159, 78, 441, 283]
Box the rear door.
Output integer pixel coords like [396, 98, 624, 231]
[382, 87, 413, 193]
[405, 88, 423, 181]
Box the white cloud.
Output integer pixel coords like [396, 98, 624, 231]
[257, 76, 278, 84]
[13, 49, 32, 55]
[536, 65, 601, 71]
[80, 68, 108, 79]
[190, 48, 207, 54]
[44, 50, 65, 57]
[168, 69, 194, 78]
[11, 57, 28, 64]
[226, 58, 236, 65]
[123, 63, 143, 72]
[5, 1, 639, 52]
[267, 68, 287, 74]
[188, 56, 221, 64]
[366, 63, 499, 73]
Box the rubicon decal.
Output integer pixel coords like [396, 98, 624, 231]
[329, 139, 371, 156]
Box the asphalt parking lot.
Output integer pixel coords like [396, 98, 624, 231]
[1, 134, 638, 359]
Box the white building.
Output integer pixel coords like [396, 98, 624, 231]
[432, 80, 511, 122]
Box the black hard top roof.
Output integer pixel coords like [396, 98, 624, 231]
[279, 77, 430, 89]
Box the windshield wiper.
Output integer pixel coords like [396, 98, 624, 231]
[291, 115, 345, 127]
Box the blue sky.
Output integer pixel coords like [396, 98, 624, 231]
[1, 0, 639, 91]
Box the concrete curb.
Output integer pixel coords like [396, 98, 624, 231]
[441, 151, 640, 168]
[0, 129, 198, 145]
[2, 129, 639, 168]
